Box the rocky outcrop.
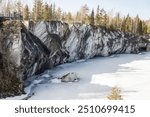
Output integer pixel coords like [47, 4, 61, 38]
[0, 52, 23, 98]
[65, 24, 150, 61]
[32, 21, 69, 65]
[33, 21, 150, 62]
[0, 20, 52, 98]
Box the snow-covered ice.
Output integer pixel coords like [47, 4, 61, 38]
[29, 52, 150, 100]
[4, 52, 150, 100]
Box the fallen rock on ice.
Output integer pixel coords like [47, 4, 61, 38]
[59, 72, 79, 82]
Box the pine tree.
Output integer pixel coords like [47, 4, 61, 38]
[99, 8, 106, 26]
[16, 1, 23, 16]
[80, 4, 89, 24]
[23, 4, 29, 20]
[61, 12, 67, 21]
[113, 13, 122, 30]
[66, 12, 72, 23]
[137, 20, 143, 35]
[133, 15, 140, 34]
[121, 17, 126, 32]
[33, 0, 43, 21]
[95, 5, 100, 26]
[89, 9, 95, 25]
[130, 19, 134, 33]
[125, 14, 132, 32]
[147, 22, 150, 34]
[52, 3, 56, 20]
[103, 11, 109, 28]
[5, 2, 11, 15]
[75, 12, 81, 22]
[43, 2, 50, 21]
[49, 4, 53, 20]
[56, 7, 62, 20]
[142, 21, 147, 34]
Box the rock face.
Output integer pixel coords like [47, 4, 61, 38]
[65, 24, 150, 61]
[33, 21, 150, 62]
[0, 52, 23, 98]
[0, 20, 52, 98]
[32, 21, 69, 65]
[0, 21, 23, 98]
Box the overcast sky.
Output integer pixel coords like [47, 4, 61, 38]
[1, 0, 150, 20]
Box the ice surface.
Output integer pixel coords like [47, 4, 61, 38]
[30, 52, 150, 100]
[4, 52, 150, 100]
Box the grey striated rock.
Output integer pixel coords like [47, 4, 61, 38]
[33, 21, 69, 40]
[21, 27, 53, 79]
[65, 24, 150, 61]
[33, 21, 150, 62]
[32, 21, 69, 65]
[0, 20, 53, 98]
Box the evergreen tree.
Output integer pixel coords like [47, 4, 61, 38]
[134, 15, 140, 34]
[130, 19, 134, 33]
[137, 20, 143, 35]
[96, 5, 100, 26]
[33, 0, 43, 21]
[125, 14, 132, 32]
[99, 8, 105, 26]
[56, 7, 62, 20]
[142, 21, 147, 34]
[103, 11, 109, 28]
[23, 4, 29, 20]
[113, 13, 122, 30]
[121, 17, 126, 32]
[16, 1, 23, 15]
[43, 2, 50, 21]
[49, 4, 53, 20]
[61, 12, 67, 21]
[80, 4, 89, 24]
[75, 12, 81, 22]
[52, 3, 56, 20]
[5, 2, 11, 15]
[66, 12, 72, 23]
[89, 9, 95, 25]
[147, 22, 150, 34]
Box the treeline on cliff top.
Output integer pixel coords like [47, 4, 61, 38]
[1, 0, 150, 35]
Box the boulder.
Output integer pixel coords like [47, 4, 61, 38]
[59, 72, 79, 82]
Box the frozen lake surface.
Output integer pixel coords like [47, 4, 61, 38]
[5, 52, 150, 100]
[29, 52, 150, 100]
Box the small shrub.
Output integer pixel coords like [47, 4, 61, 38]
[107, 87, 123, 100]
